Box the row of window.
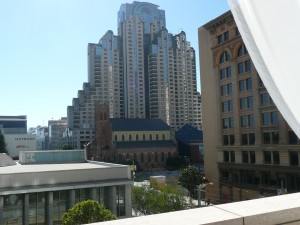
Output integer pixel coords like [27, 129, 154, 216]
[223, 150, 300, 167]
[223, 150, 280, 165]
[223, 131, 299, 146]
[114, 134, 166, 141]
[219, 44, 248, 64]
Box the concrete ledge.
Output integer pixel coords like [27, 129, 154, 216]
[89, 193, 300, 225]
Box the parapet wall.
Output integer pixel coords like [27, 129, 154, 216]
[90, 192, 300, 225]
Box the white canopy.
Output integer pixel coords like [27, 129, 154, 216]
[228, 0, 300, 138]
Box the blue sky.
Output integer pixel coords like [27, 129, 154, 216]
[0, 0, 229, 128]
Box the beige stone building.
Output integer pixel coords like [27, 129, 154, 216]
[199, 11, 300, 204]
[87, 104, 177, 171]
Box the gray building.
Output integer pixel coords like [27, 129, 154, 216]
[0, 115, 27, 135]
[0, 150, 132, 225]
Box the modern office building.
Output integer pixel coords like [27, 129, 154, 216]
[199, 11, 300, 204]
[67, 1, 201, 149]
[0, 116, 27, 135]
[48, 118, 67, 150]
[0, 150, 132, 225]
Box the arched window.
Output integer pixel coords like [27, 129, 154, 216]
[162, 134, 165, 140]
[161, 152, 165, 162]
[129, 134, 132, 141]
[141, 153, 145, 163]
[134, 153, 137, 161]
[238, 45, 248, 57]
[150, 134, 152, 140]
[143, 134, 146, 141]
[136, 134, 139, 141]
[122, 135, 125, 141]
[114, 135, 117, 141]
[220, 51, 231, 64]
[156, 134, 159, 140]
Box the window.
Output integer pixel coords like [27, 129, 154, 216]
[229, 117, 234, 128]
[240, 98, 247, 109]
[272, 132, 279, 144]
[223, 151, 235, 163]
[223, 134, 235, 145]
[247, 96, 253, 108]
[242, 133, 255, 145]
[237, 44, 248, 57]
[264, 151, 272, 164]
[241, 116, 247, 127]
[261, 93, 271, 106]
[217, 34, 223, 44]
[129, 134, 132, 141]
[161, 152, 165, 162]
[290, 152, 299, 166]
[224, 31, 230, 41]
[223, 118, 229, 129]
[224, 151, 230, 162]
[242, 151, 249, 163]
[222, 101, 229, 112]
[263, 132, 271, 144]
[262, 113, 270, 126]
[122, 135, 125, 141]
[250, 151, 256, 164]
[273, 151, 280, 164]
[220, 51, 231, 64]
[289, 130, 298, 144]
[114, 135, 117, 141]
[238, 60, 251, 74]
[245, 60, 251, 72]
[218, 31, 230, 44]
[220, 67, 231, 80]
[246, 78, 252, 90]
[230, 151, 235, 162]
[271, 112, 278, 125]
[238, 62, 244, 74]
[136, 134, 139, 141]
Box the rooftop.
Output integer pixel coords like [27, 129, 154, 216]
[110, 118, 171, 131]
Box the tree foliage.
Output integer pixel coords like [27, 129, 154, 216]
[0, 132, 8, 154]
[132, 179, 195, 215]
[178, 166, 206, 197]
[62, 200, 116, 225]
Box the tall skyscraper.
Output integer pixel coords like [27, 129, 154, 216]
[199, 11, 300, 204]
[67, 1, 201, 149]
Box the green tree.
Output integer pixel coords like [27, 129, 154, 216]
[178, 166, 206, 197]
[132, 179, 195, 215]
[62, 200, 116, 225]
[62, 143, 72, 150]
[0, 132, 8, 154]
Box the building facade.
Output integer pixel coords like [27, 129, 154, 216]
[199, 11, 300, 204]
[87, 104, 177, 170]
[67, 2, 201, 149]
[0, 150, 132, 225]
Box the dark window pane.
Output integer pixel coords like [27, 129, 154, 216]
[250, 151, 256, 164]
[263, 132, 271, 144]
[245, 60, 251, 72]
[290, 152, 299, 166]
[238, 63, 244, 74]
[224, 151, 230, 162]
[249, 133, 255, 145]
[223, 135, 229, 145]
[230, 134, 235, 145]
[272, 132, 279, 144]
[273, 151, 280, 164]
[242, 134, 248, 145]
[288, 131, 298, 144]
[242, 151, 249, 163]
[230, 151, 235, 162]
[264, 151, 272, 164]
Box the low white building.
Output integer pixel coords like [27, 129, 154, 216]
[0, 150, 132, 225]
[4, 134, 36, 158]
